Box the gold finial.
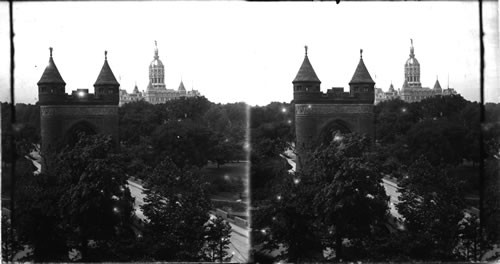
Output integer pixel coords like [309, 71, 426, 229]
[360, 49, 363, 58]
[105, 50, 108, 60]
[305, 45, 308, 56]
[155, 40, 157, 47]
[49, 47, 53, 57]
[411, 38, 413, 46]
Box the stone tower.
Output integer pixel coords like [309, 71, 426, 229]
[38, 48, 120, 163]
[293, 47, 375, 169]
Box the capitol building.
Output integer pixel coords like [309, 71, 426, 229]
[119, 41, 200, 106]
[375, 40, 457, 104]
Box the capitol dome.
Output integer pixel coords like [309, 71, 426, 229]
[149, 41, 164, 67]
[405, 56, 420, 66]
[148, 41, 166, 90]
[150, 58, 164, 67]
[403, 39, 422, 88]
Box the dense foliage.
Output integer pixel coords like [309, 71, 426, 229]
[141, 157, 211, 261]
[118, 98, 247, 174]
[2, 97, 239, 262]
[250, 96, 498, 262]
[252, 132, 389, 262]
[12, 134, 135, 261]
[201, 216, 233, 262]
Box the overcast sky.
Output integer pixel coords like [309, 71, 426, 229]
[0, 1, 498, 106]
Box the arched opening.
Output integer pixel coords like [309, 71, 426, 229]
[318, 120, 351, 145]
[65, 121, 97, 147]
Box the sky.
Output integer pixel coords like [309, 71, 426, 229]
[0, 1, 498, 106]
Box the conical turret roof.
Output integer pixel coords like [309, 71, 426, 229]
[293, 47, 320, 83]
[349, 50, 374, 84]
[94, 51, 119, 86]
[178, 81, 186, 91]
[434, 79, 442, 90]
[38, 48, 65, 85]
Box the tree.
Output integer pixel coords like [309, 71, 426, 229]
[397, 157, 466, 260]
[119, 100, 161, 144]
[252, 171, 324, 262]
[308, 132, 389, 260]
[151, 119, 216, 168]
[205, 104, 232, 135]
[209, 133, 239, 168]
[51, 133, 135, 261]
[13, 133, 136, 262]
[406, 119, 468, 166]
[13, 160, 68, 261]
[374, 99, 415, 144]
[2, 213, 24, 261]
[141, 157, 212, 261]
[201, 216, 232, 262]
[252, 132, 389, 262]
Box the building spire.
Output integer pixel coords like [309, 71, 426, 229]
[38, 47, 66, 85]
[349, 49, 375, 84]
[154, 40, 159, 59]
[293, 46, 321, 83]
[94, 50, 119, 86]
[360, 48, 363, 59]
[410, 38, 415, 58]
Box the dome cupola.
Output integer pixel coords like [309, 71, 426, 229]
[148, 40, 166, 90]
[403, 39, 422, 89]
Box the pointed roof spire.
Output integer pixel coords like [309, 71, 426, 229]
[133, 82, 139, 93]
[154, 40, 159, 59]
[178, 80, 186, 91]
[293, 46, 320, 83]
[434, 76, 442, 90]
[360, 48, 363, 59]
[94, 50, 119, 86]
[38, 47, 66, 85]
[349, 49, 375, 84]
[410, 38, 415, 58]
